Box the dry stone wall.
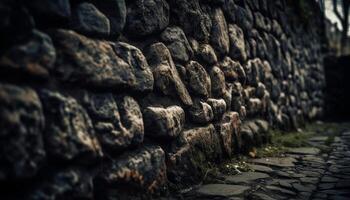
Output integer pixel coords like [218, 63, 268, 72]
[0, 0, 326, 199]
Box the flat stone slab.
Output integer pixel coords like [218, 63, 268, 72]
[196, 184, 249, 197]
[248, 164, 273, 173]
[249, 157, 297, 168]
[266, 185, 296, 196]
[309, 136, 328, 142]
[225, 172, 269, 184]
[287, 147, 320, 155]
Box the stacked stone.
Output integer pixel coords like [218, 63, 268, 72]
[0, 0, 325, 198]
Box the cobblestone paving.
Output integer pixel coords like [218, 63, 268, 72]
[183, 130, 350, 200]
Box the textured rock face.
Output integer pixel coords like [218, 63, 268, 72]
[0, 30, 56, 78]
[0, 0, 326, 198]
[29, 169, 94, 200]
[147, 42, 193, 106]
[186, 61, 211, 98]
[84, 93, 144, 152]
[70, 2, 110, 37]
[210, 8, 230, 57]
[91, 0, 126, 38]
[125, 0, 169, 37]
[168, 0, 212, 42]
[167, 124, 222, 183]
[40, 90, 103, 163]
[51, 29, 153, 92]
[144, 106, 185, 139]
[160, 26, 193, 63]
[0, 84, 45, 180]
[94, 145, 167, 197]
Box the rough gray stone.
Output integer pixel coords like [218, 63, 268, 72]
[0, 30, 56, 78]
[168, 0, 212, 42]
[228, 24, 247, 62]
[210, 66, 226, 98]
[207, 98, 227, 121]
[113, 42, 154, 92]
[189, 100, 214, 124]
[84, 93, 144, 152]
[70, 3, 110, 37]
[51, 29, 153, 92]
[198, 44, 218, 65]
[29, 169, 93, 200]
[92, 0, 126, 38]
[160, 26, 193, 63]
[95, 145, 167, 197]
[216, 112, 240, 156]
[210, 8, 230, 56]
[0, 84, 45, 180]
[167, 124, 222, 183]
[143, 106, 185, 139]
[125, 0, 169, 37]
[186, 61, 211, 98]
[219, 57, 246, 83]
[40, 90, 102, 163]
[146, 43, 193, 106]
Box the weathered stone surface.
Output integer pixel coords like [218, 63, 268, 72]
[92, 0, 126, 38]
[27, 0, 71, 19]
[40, 90, 102, 163]
[210, 8, 230, 56]
[160, 26, 193, 63]
[189, 100, 214, 124]
[216, 111, 240, 156]
[186, 61, 211, 98]
[196, 184, 249, 197]
[125, 0, 169, 37]
[248, 164, 273, 173]
[0, 84, 45, 180]
[228, 24, 247, 62]
[84, 93, 144, 152]
[0, 30, 56, 78]
[143, 106, 185, 139]
[234, 5, 254, 32]
[167, 124, 222, 183]
[146, 43, 193, 106]
[210, 66, 226, 98]
[287, 147, 321, 155]
[29, 169, 93, 200]
[207, 98, 226, 121]
[198, 44, 218, 65]
[266, 185, 296, 196]
[51, 29, 153, 92]
[219, 57, 246, 83]
[95, 145, 167, 197]
[70, 2, 110, 37]
[113, 42, 154, 92]
[168, 0, 212, 42]
[225, 172, 269, 184]
[250, 157, 297, 168]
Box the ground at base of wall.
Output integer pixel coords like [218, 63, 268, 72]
[164, 121, 350, 200]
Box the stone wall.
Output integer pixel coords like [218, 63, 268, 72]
[0, 0, 326, 199]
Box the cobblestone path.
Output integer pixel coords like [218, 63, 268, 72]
[182, 128, 350, 200]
